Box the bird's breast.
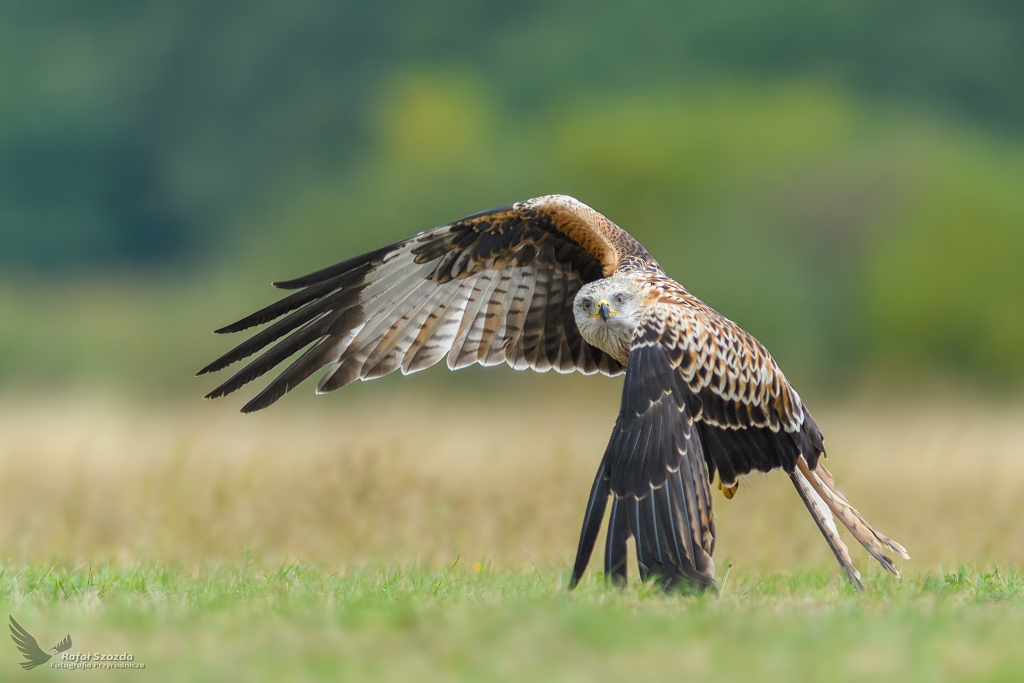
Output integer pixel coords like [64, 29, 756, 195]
[577, 317, 633, 365]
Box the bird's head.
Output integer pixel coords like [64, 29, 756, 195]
[573, 274, 643, 361]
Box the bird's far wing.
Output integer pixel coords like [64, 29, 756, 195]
[641, 295, 823, 483]
[53, 634, 72, 653]
[644, 294, 908, 585]
[200, 194, 650, 412]
[9, 617, 50, 670]
[570, 327, 717, 589]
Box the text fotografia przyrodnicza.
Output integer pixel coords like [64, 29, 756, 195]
[52, 652, 145, 670]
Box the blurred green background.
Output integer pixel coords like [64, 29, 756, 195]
[2, 0, 1023, 397]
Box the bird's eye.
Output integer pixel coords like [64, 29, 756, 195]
[581, 297, 592, 309]
[614, 294, 626, 306]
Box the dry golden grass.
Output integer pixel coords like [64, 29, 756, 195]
[1, 384, 1022, 575]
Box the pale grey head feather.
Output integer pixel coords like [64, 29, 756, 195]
[572, 273, 644, 364]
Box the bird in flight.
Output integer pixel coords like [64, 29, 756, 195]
[9, 616, 72, 670]
[199, 194, 908, 589]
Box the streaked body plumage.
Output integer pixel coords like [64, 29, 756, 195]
[201, 194, 907, 589]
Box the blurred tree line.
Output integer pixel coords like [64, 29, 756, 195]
[0, 0, 1022, 392]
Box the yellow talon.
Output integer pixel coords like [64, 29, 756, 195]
[718, 480, 738, 499]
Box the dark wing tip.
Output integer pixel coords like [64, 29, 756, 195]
[196, 364, 218, 377]
[209, 311, 288, 337]
[239, 392, 279, 414]
[569, 458, 611, 590]
[272, 244, 393, 290]
[200, 378, 278, 411]
[197, 356, 235, 378]
[203, 370, 260, 402]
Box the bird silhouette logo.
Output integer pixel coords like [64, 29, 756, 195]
[8, 616, 72, 670]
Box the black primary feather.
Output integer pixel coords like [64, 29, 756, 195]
[570, 342, 717, 590]
[568, 457, 610, 589]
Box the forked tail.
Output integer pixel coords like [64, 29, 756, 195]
[791, 458, 909, 590]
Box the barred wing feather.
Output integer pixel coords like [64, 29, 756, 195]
[198, 195, 645, 412]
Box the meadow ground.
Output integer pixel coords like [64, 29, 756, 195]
[1, 381, 1023, 681]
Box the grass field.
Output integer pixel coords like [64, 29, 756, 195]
[1, 383, 1023, 680]
[5, 564, 1024, 682]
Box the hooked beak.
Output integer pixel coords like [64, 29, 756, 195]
[589, 298, 620, 322]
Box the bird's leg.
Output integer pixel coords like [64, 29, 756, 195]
[796, 459, 910, 577]
[717, 479, 738, 499]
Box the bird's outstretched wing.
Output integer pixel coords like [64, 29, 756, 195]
[52, 634, 72, 653]
[200, 195, 652, 412]
[638, 295, 823, 484]
[9, 616, 51, 670]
